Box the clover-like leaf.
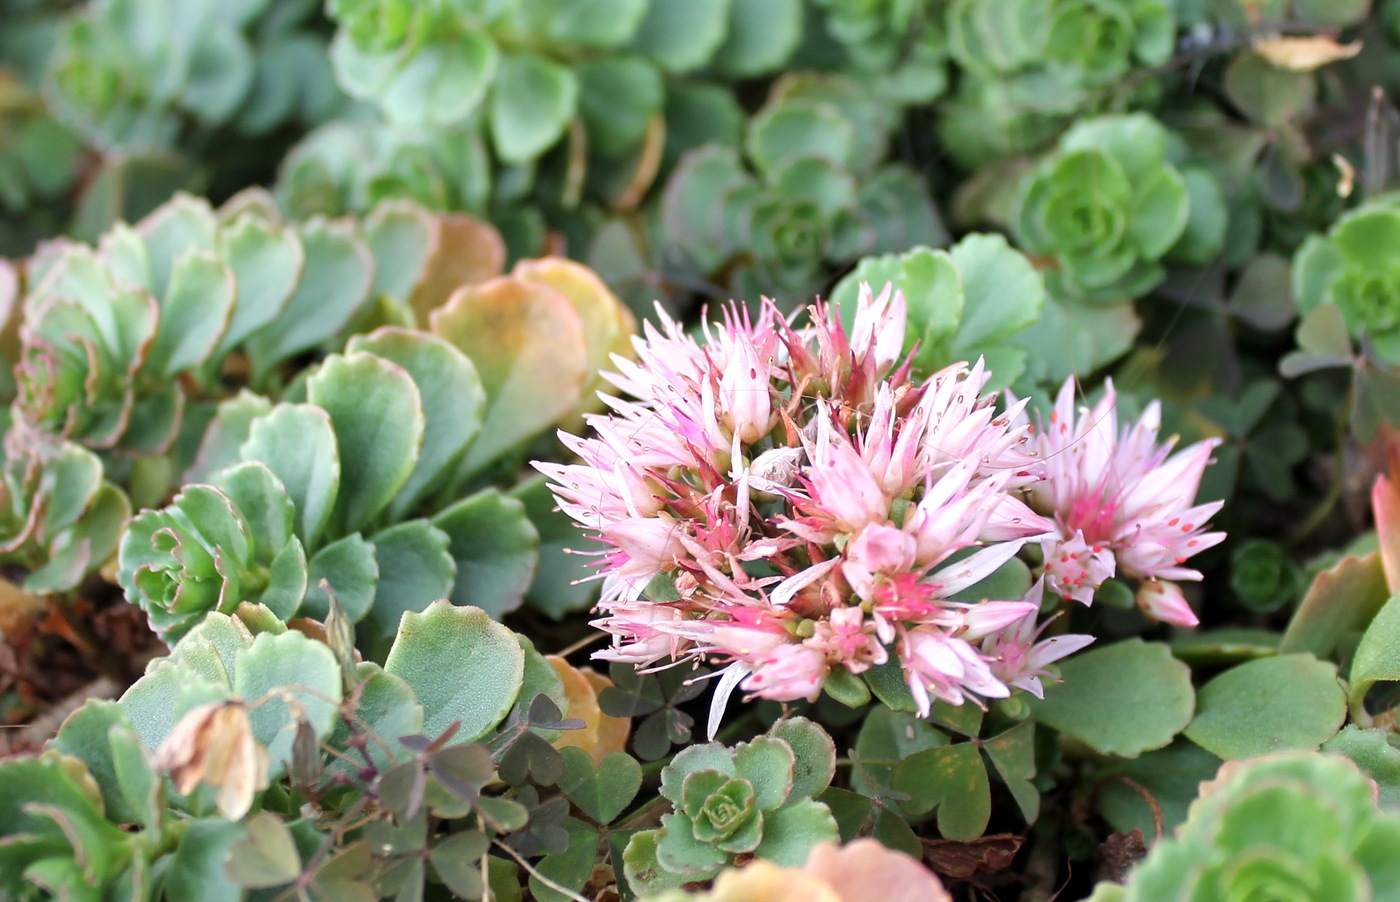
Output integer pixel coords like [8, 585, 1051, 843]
[558, 748, 642, 825]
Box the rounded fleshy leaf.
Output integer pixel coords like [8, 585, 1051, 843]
[628, 0, 732, 74]
[489, 52, 578, 164]
[307, 351, 425, 535]
[1184, 654, 1346, 760]
[431, 488, 539, 619]
[244, 218, 374, 379]
[430, 276, 588, 475]
[1027, 639, 1195, 758]
[346, 329, 485, 518]
[383, 601, 525, 741]
[233, 630, 343, 775]
[240, 404, 340, 551]
[360, 519, 456, 657]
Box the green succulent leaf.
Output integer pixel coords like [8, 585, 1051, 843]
[1185, 654, 1346, 760]
[766, 718, 836, 801]
[489, 52, 579, 165]
[164, 820, 247, 902]
[751, 798, 840, 865]
[709, 0, 802, 78]
[384, 601, 525, 742]
[360, 520, 455, 657]
[302, 532, 379, 623]
[308, 352, 425, 535]
[431, 487, 539, 619]
[214, 214, 304, 357]
[1348, 592, 1400, 720]
[234, 629, 343, 775]
[241, 403, 341, 551]
[747, 99, 856, 180]
[346, 328, 484, 519]
[147, 251, 236, 377]
[51, 701, 147, 827]
[245, 219, 373, 380]
[1028, 639, 1195, 758]
[629, 0, 732, 74]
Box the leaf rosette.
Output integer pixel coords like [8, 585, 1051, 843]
[625, 718, 841, 895]
[1094, 752, 1400, 902]
[1293, 198, 1400, 366]
[117, 469, 307, 642]
[1012, 114, 1222, 303]
[0, 439, 129, 593]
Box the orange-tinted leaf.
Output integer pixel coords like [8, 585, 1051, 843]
[430, 277, 588, 474]
[410, 214, 506, 323]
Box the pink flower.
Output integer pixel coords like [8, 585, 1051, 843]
[982, 581, 1095, 698]
[743, 643, 830, 701]
[900, 626, 1008, 717]
[1023, 378, 1225, 621]
[537, 283, 1206, 733]
[1136, 580, 1199, 628]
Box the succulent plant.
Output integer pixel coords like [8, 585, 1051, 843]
[0, 595, 604, 899]
[815, 0, 950, 104]
[326, 0, 800, 167]
[275, 118, 495, 222]
[0, 437, 129, 592]
[119, 248, 634, 642]
[660, 75, 942, 302]
[1090, 752, 1400, 902]
[1011, 113, 1225, 303]
[624, 717, 842, 896]
[939, 0, 1173, 165]
[117, 465, 308, 641]
[12, 191, 384, 453]
[1293, 197, 1400, 367]
[45, 0, 341, 153]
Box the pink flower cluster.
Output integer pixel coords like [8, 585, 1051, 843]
[1019, 379, 1226, 627]
[537, 284, 1222, 728]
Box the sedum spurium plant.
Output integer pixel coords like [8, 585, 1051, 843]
[0, 187, 635, 628]
[6, 3, 1400, 900]
[0, 600, 640, 901]
[624, 717, 840, 895]
[1010, 114, 1226, 304]
[1088, 752, 1400, 902]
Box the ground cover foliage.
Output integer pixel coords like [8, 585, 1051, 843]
[4, 0, 1400, 899]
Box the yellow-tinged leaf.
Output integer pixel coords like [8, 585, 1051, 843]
[1253, 36, 1361, 71]
[430, 276, 588, 473]
[547, 656, 632, 763]
[510, 257, 638, 421]
[409, 214, 506, 323]
[581, 667, 631, 760]
[547, 655, 602, 755]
